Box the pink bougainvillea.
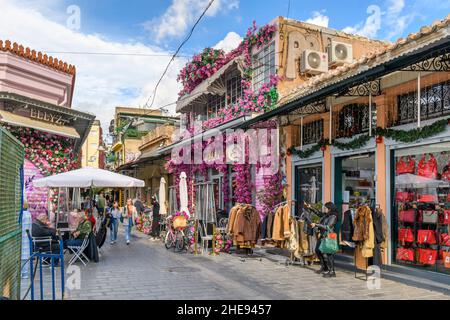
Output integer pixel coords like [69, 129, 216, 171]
[3, 125, 79, 176]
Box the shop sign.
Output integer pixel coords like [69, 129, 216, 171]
[30, 108, 70, 126]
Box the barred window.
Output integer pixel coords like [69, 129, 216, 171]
[335, 103, 376, 138]
[302, 120, 323, 145]
[397, 80, 450, 125]
[252, 42, 276, 91]
[207, 95, 225, 120]
[226, 75, 242, 105]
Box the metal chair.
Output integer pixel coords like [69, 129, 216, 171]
[26, 231, 57, 267]
[67, 234, 90, 266]
[200, 220, 213, 255]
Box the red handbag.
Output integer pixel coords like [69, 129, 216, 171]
[417, 194, 437, 203]
[398, 228, 414, 244]
[397, 248, 415, 262]
[440, 233, 450, 246]
[399, 210, 415, 223]
[443, 251, 450, 269]
[417, 154, 438, 179]
[417, 248, 437, 265]
[396, 156, 415, 175]
[395, 191, 414, 202]
[417, 230, 437, 245]
[440, 210, 450, 224]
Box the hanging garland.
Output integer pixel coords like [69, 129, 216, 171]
[374, 118, 450, 143]
[288, 118, 450, 159]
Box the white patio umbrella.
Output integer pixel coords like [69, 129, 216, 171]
[179, 172, 190, 217]
[33, 167, 145, 188]
[159, 177, 167, 215]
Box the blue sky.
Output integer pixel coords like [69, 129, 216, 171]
[0, 0, 449, 134]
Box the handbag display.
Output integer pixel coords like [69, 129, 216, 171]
[396, 156, 415, 175]
[442, 164, 450, 181]
[395, 191, 414, 202]
[440, 233, 450, 246]
[397, 248, 415, 262]
[421, 210, 438, 224]
[398, 228, 414, 244]
[417, 154, 438, 179]
[417, 248, 438, 265]
[399, 209, 415, 223]
[319, 226, 339, 254]
[417, 194, 438, 203]
[443, 251, 450, 269]
[417, 229, 437, 245]
[440, 210, 450, 224]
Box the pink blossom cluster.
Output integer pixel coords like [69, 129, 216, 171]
[4, 125, 78, 176]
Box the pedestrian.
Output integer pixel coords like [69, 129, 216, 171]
[149, 196, 160, 241]
[133, 195, 144, 215]
[122, 198, 138, 245]
[97, 192, 106, 218]
[306, 201, 338, 278]
[109, 201, 121, 244]
[85, 208, 97, 233]
[21, 201, 32, 279]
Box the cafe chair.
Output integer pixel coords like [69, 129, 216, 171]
[67, 235, 90, 267]
[26, 230, 58, 267]
[199, 220, 213, 255]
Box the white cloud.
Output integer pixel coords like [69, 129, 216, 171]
[144, 0, 239, 43]
[213, 31, 242, 52]
[385, 0, 415, 40]
[305, 11, 329, 28]
[342, 4, 381, 38]
[0, 0, 186, 135]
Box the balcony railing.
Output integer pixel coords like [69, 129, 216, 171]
[141, 125, 172, 146]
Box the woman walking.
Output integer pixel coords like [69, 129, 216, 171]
[306, 202, 338, 278]
[109, 201, 121, 244]
[122, 199, 138, 245]
[149, 196, 161, 241]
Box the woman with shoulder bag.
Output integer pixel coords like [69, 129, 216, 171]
[109, 201, 122, 244]
[306, 202, 339, 278]
[122, 198, 138, 245]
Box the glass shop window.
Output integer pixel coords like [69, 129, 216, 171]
[226, 74, 243, 105]
[296, 165, 323, 214]
[394, 142, 450, 275]
[207, 95, 225, 120]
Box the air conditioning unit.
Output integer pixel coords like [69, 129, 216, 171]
[301, 50, 328, 75]
[328, 41, 353, 66]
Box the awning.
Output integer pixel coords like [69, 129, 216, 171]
[176, 57, 245, 112]
[0, 109, 80, 139]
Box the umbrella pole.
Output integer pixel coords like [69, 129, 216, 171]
[192, 178, 199, 255]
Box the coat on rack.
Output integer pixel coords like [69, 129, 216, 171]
[352, 206, 372, 242]
[272, 204, 291, 241]
[341, 210, 354, 242]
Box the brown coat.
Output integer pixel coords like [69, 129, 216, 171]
[227, 205, 241, 235]
[272, 204, 291, 241]
[352, 206, 372, 242]
[233, 205, 261, 245]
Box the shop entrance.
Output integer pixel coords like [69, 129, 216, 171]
[335, 152, 376, 255]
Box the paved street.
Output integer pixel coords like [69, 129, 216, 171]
[57, 227, 450, 300]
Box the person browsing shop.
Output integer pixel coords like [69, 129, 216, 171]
[306, 202, 338, 278]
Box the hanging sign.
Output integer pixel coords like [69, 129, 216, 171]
[29, 108, 70, 126]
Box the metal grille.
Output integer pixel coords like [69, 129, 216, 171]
[335, 103, 376, 138]
[0, 126, 24, 300]
[226, 75, 242, 105]
[302, 120, 323, 145]
[397, 80, 450, 125]
[207, 95, 225, 120]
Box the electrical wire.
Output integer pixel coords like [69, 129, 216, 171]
[44, 51, 190, 58]
[142, 0, 216, 111]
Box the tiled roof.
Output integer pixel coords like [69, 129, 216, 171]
[279, 14, 450, 106]
[0, 40, 75, 75]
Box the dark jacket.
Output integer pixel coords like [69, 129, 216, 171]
[32, 220, 57, 240]
[315, 212, 338, 236]
[341, 210, 354, 242]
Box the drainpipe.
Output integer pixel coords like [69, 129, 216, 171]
[300, 116, 304, 150]
[369, 92, 372, 136]
[417, 72, 421, 128]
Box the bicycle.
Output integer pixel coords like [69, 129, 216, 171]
[164, 216, 189, 252]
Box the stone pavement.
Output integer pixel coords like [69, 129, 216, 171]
[59, 227, 450, 300]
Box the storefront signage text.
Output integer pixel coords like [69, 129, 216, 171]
[30, 108, 70, 126]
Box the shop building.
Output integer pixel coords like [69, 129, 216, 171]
[81, 119, 105, 169]
[166, 17, 387, 216]
[242, 16, 450, 277]
[0, 40, 95, 219]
